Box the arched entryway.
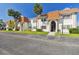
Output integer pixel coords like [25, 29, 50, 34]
[51, 21, 56, 32]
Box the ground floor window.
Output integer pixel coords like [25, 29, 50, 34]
[41, 26, 46, 29]
[33, 26, 36, 29]
[63, 25, 71, 29]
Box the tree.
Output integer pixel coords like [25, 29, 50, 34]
[0, 19, 5, 30]
[8, 9, 21, 30]
[33, 3, 43, 29]
[33, 3, 43, 15]
[0, 19, 6, 30]
[0, 19, 3, 27]
[8, 20, 15, 30]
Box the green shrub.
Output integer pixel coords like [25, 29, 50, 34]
[36, 29, 42, 32]
[57, 29, 60, 32]
[8, 28, 13, 31]
[69, 28, 79, 34]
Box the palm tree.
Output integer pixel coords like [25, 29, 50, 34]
[8, 9, 21, 30]
[33, 3, 43, 29]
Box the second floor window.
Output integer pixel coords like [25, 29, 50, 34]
[41, 18, 46, 22]
[64, 15, 71, 19]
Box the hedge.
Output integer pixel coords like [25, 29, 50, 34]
[36, 29, 43, 32]
[69, 28, 79, 34]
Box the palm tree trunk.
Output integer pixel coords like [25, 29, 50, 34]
[14, 19, 18, 31]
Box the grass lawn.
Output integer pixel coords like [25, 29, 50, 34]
[62, 34, 79, 37]
[1, 30, 79, 37]
[55, 32, 79, 38]
[1, 30, 48, 35]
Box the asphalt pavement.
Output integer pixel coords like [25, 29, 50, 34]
[0, 32, 79, 55]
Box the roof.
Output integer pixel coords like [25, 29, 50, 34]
[19, 16, 30, 23]
[33, 8, 79, 21]
[47, 8, 79, 21]
[47, 11, 61, 20]
[60, 8, 79, 15]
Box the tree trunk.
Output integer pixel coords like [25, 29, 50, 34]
[14, 19, 18, 31]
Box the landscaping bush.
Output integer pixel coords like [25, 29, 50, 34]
[8, 28, 13, 31]
[69, 28, 79, 34]
[36, 29, 42, 32]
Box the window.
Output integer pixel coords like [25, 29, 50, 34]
[62, 25, 66, 29]
[33, 26, 36, 29]
[64, 15, 71, 19]
[67, 25, 71, 29]
[41, 26, 46, 29]
[63, 25, 71, 29]
[44, 18, 46, 21]
[41, 18, 46, 22]
[59, 19, 63, 23]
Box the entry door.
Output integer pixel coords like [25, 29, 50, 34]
[51, 21, 56, 32]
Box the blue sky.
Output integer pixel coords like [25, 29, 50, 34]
[0, 3, 79, 25]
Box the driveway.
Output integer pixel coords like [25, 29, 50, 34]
[0, 32, 79, 55]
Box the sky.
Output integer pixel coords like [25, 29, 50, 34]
[0, 3, 79, 25]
